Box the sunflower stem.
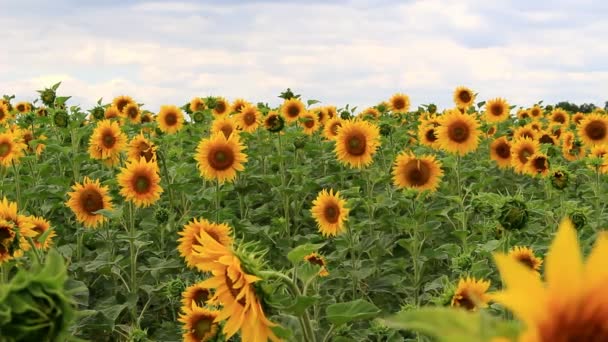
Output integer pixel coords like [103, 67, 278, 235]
[127, 201, 139, 327]
[346, 222, 358, 299]
[76, 228, 83, 262]
[12, 162, 21, 208]
[594, 167, 602, 230]
[215, 179, 221, 222]
[277, 133, 291, 237]
[1, 263, 9, 284]
[70, 126, 80, 183]
[455, 154, 468, 251]
[157, 150, 176, 213]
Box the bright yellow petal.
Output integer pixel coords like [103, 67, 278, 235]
[584, 231, 608, 291]
[545, 218, 583, 299]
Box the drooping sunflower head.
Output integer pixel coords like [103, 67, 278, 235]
[536, 130, 557, 145]
[236, 105, 260, 133]
[510, 138, 540, 174]
[211, 97, 230, 117]
[389, 93, 411, 114]
[490, 136, 512, 169]
[157, 105, 185, 134]
[484, 98, 510, 123]
[189, 97, 206, 113]
[25, 216, 56, 250]
[211, 116, 238, 139]
[508, 246, 543, 272]
[550, 169, 570, 190]
[87, 119, 127, 162]
[281, 98, 306, 124]
[0, 132, 27, 167]
[112, 95, 135, 113]
[358, 107, 380, 120]
[436, 109, 481, 155]
[311, 189, 349, 237]
[127, 132, 156, 163]
[177, 217, 232, 268]
[304, 252, 329, 277]
[451, 277, 490, 311]
[323, 118, 343, 140]
[334, 119, 381, 168]
[550, 108, 569, 125]
[104, 105, 121, 120]
[66, 177, 113, 228]
[117, 158, 163, 208]
[178, 305, 219, 342]
[578, 113, 608, 146]
[264, 111, 285, 133]
[195, 132, 247, 184]
[391, 151, 443, 193]
[231, 98, 250, 114]
[300, 112, 320, 135]
[181, 282, 213, 309]
[141, 110, 154, 124]
[453, 86, 475, 109]
[122, 102, 141, 124]
[14, 102, 32, 114]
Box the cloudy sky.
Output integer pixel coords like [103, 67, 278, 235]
[1, 0, 606, 112]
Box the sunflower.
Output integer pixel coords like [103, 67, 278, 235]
[491, 218, 608, 341]
[549, 124, 562, 140]
[25, 216, 56, 250]
[453, 86, 475, 109]
[300, 112, 320, 135]
[178, 217, 232, 269]
[66, 177, 113, 228]
[517, 109, 530, 120]
[0, 131, 26, 167]
[157, 105, 185, 134]
[212, 97, 230, 117]
[141, 110, 154, 123]
[104, 105, 121, 120]
[359, 107, 380, 120]
[536, 130, 556, 145]
[451, 277, 491, 311]
[436, 109, 480, 155]
[281, 98, 306, 124]
[122, 102, 141, 124]
[391, 152, 443, 192]
[211, 116, 238, 139]
[562, 142, 585, 162]
[14, 102, 31, 114]
[195, 133, 247, 183]
[550, 108, 569, 126]
[0, 103, 12, 124]
[323, 118, 342, 140]
[112, 95, 135, 113]
[417, 124, 440, 148]
[529, 105, 543, 119]
[334, 119, 381, 168]
[189, 97, 206, 113]
[231, 98, 250, 114]
[181, 282, 213, 309]
[117, 158, 163, 207]
[311, 107, 329, 125]
[127, 132, 156, 162]
[0, 219, 15, 263]
[589, 145, 608, 174]
[387, 93, 410, 114]
[513, 125, 537, 141]
[508, 246, 542, 272]
[178, 304, 219, 342]
[572, 112, 585, 125]
[484, 98, 510, 123]
[88, 120, 127, 164]
[326, 106, 337, 119]
[485, 125, 497, 138]
[511, 138, 540, 174]
[490, 137, 512, 169]
[236, 105, 260, 133]
[304, 252, 329, 277]
[525, 153, 550, 177]
[264, 111, 284, 133]
[529, 121, 542, 132]
[311, 189, 349, 237]
[578, 113, 608, 146]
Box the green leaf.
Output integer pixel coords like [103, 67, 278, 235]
[326, 299, 380, 326]
[287, 243, 326, 264]
[307, 99, 321, 106]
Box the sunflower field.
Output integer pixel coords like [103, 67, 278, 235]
[0, 83, 606, 341]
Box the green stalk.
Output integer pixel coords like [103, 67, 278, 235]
[157, 150, 176, 212]
[595, 167, 602, 231]
[12, 163, 21, 208]
[215, 179, 221, 222]
[127, 201, 139, 326]
[277, 133, 290, 236]
[346, 222, 358, 299]
[70, 126, 80, 182]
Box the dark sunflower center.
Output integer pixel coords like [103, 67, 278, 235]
[128, 107, 138, 119]
[458, 91, 472, 104]
[585, 120, 607, 140]
[117, 100, 129, 112]
[393, 98, 406, 110]
[521, 112, 530, 119]
[134, 175, 151, 194]
[0, 244, 7, 256]
[0, 110, 5, 120]
[0, 227, 13, 242]
[287, 104, 300, 118]
[521, 130, 534, 139]
[234, 103, 245, 113]
[553, 114, 565, 123]
[490, 104, 503, 116]
[518, 147, 534, 164]
[16, 104, 25, 112]
[538, 308, 608, 341]
[304, 118, 315, 128]
[81, 189, 104, 214]
[323, 204, 340, 224]
[192, 316, 213, 340]
[0, 142, 11, 157]
[208, 147, 235, 171]
[306, 255, 325, 267]
[456, 292, 476, 311]
[215, 102, 226, 114]
[404, 160, 431, 186]
[539, 134, 555, 145]
[516, 255, 537, 270]
[193, 288, 211, 306]
[220, 125, 233, 139]
[425, 128, 437, 142]
[448, 122, 470, 143]
[165, 113, 178, 126]
[533, 157, 548, 171]
[141, 114, 152, 123]
[531, 109, 540, 117]
[495, 143, 511, 159]
[244, 112, 256, 125]
[346, 133, 367, 156]
[102, 132, 116, 149]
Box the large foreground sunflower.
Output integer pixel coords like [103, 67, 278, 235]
[578, 113, 608, 146]
[311, 189, 349, 237]
[66, 177, 113, 228]
[334, 119, 381, 168]
[117, 158, 163, 207]
[453, 86, 475, 109]
[195, 133, 247, 183]
[492, 218, 608, 341]
[436, 109, 480, 155]
[391, 151, 443, 192]
[157, 105, 184, 134]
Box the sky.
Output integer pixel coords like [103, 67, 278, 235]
[0, 0, 607, 112]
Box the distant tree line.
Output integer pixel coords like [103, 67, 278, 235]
[549, 101, 608, 113]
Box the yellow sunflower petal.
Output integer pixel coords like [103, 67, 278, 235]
[545, 218, 583, 298]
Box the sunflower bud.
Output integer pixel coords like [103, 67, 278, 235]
[451, 253, 473, 272]
[550, 170, 569, 190]
[293, 136, 306, 149]
[191, 111, 205, 123]
[52, 110, 69, 128]
[39, 88, 56, 107]
[340, 110, 351, 120]
[129, 328, 149, 342]
[163, 278, 185, 300]
[471, 196, 495, 215]
[569, 210, 587, 230]
[498, 198, 528, 230]
[204, 96, 218, 110]
[264, 113, 284, 133]
[428, 103, 437, 114]
[154, 207, 170, 224]
[376, 102, 388, 113]
[379, 123, 393, 136]
[90, 106, 105, 121]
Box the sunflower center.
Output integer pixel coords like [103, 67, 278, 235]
[521, 130, 534, 139]
[208, 147, 235, 171]
[553, 114, 565, 123]
[193, 288, 211, 306]
[102, 132, 117, 149]
[346, 133, 367, 156]
[117, 100, 129, 112]
[404, 160, 431, 186]
[538, 305, 608, 341]
[304, 118, 315, 128]
[323, 204, 340, 224]
[234, 103, 245, 113]
[0, 142, 11, 157]
[215, 102, 226, 114]
[16, 104, 25, 112]
[516, 255, 537, 270]
[287, 104, 300, 118]
[0, 110, 5, 120]
[141, 114, 152, 123]
[490, 104, 503, 116]
[518, 147, 534, 164]
[306, 255, 325, 267]
[539, 134, 555, 145]
[81, 189, 104, 214]
[585, 120, 607, 141]
[192, 316, 213, 340]
[127, 107, 138, 119]
[0, 244, 8, 256]
[244, 112, 256, 125]
[448, 122, 470, 143]
[165, 113, 178, 126]
[392, 98, 406, 110]
[134, 175, 151, 194]
[495, 143, 511, 159]
[0, 227, 13, 242]
[220, 125, 233, 139]
[458, 91, 472, 104]
[531, 108, 540, 117]
[455, 293, 476, 311]
[425, 128, 437, 142]
[533, 157, 548, 171]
